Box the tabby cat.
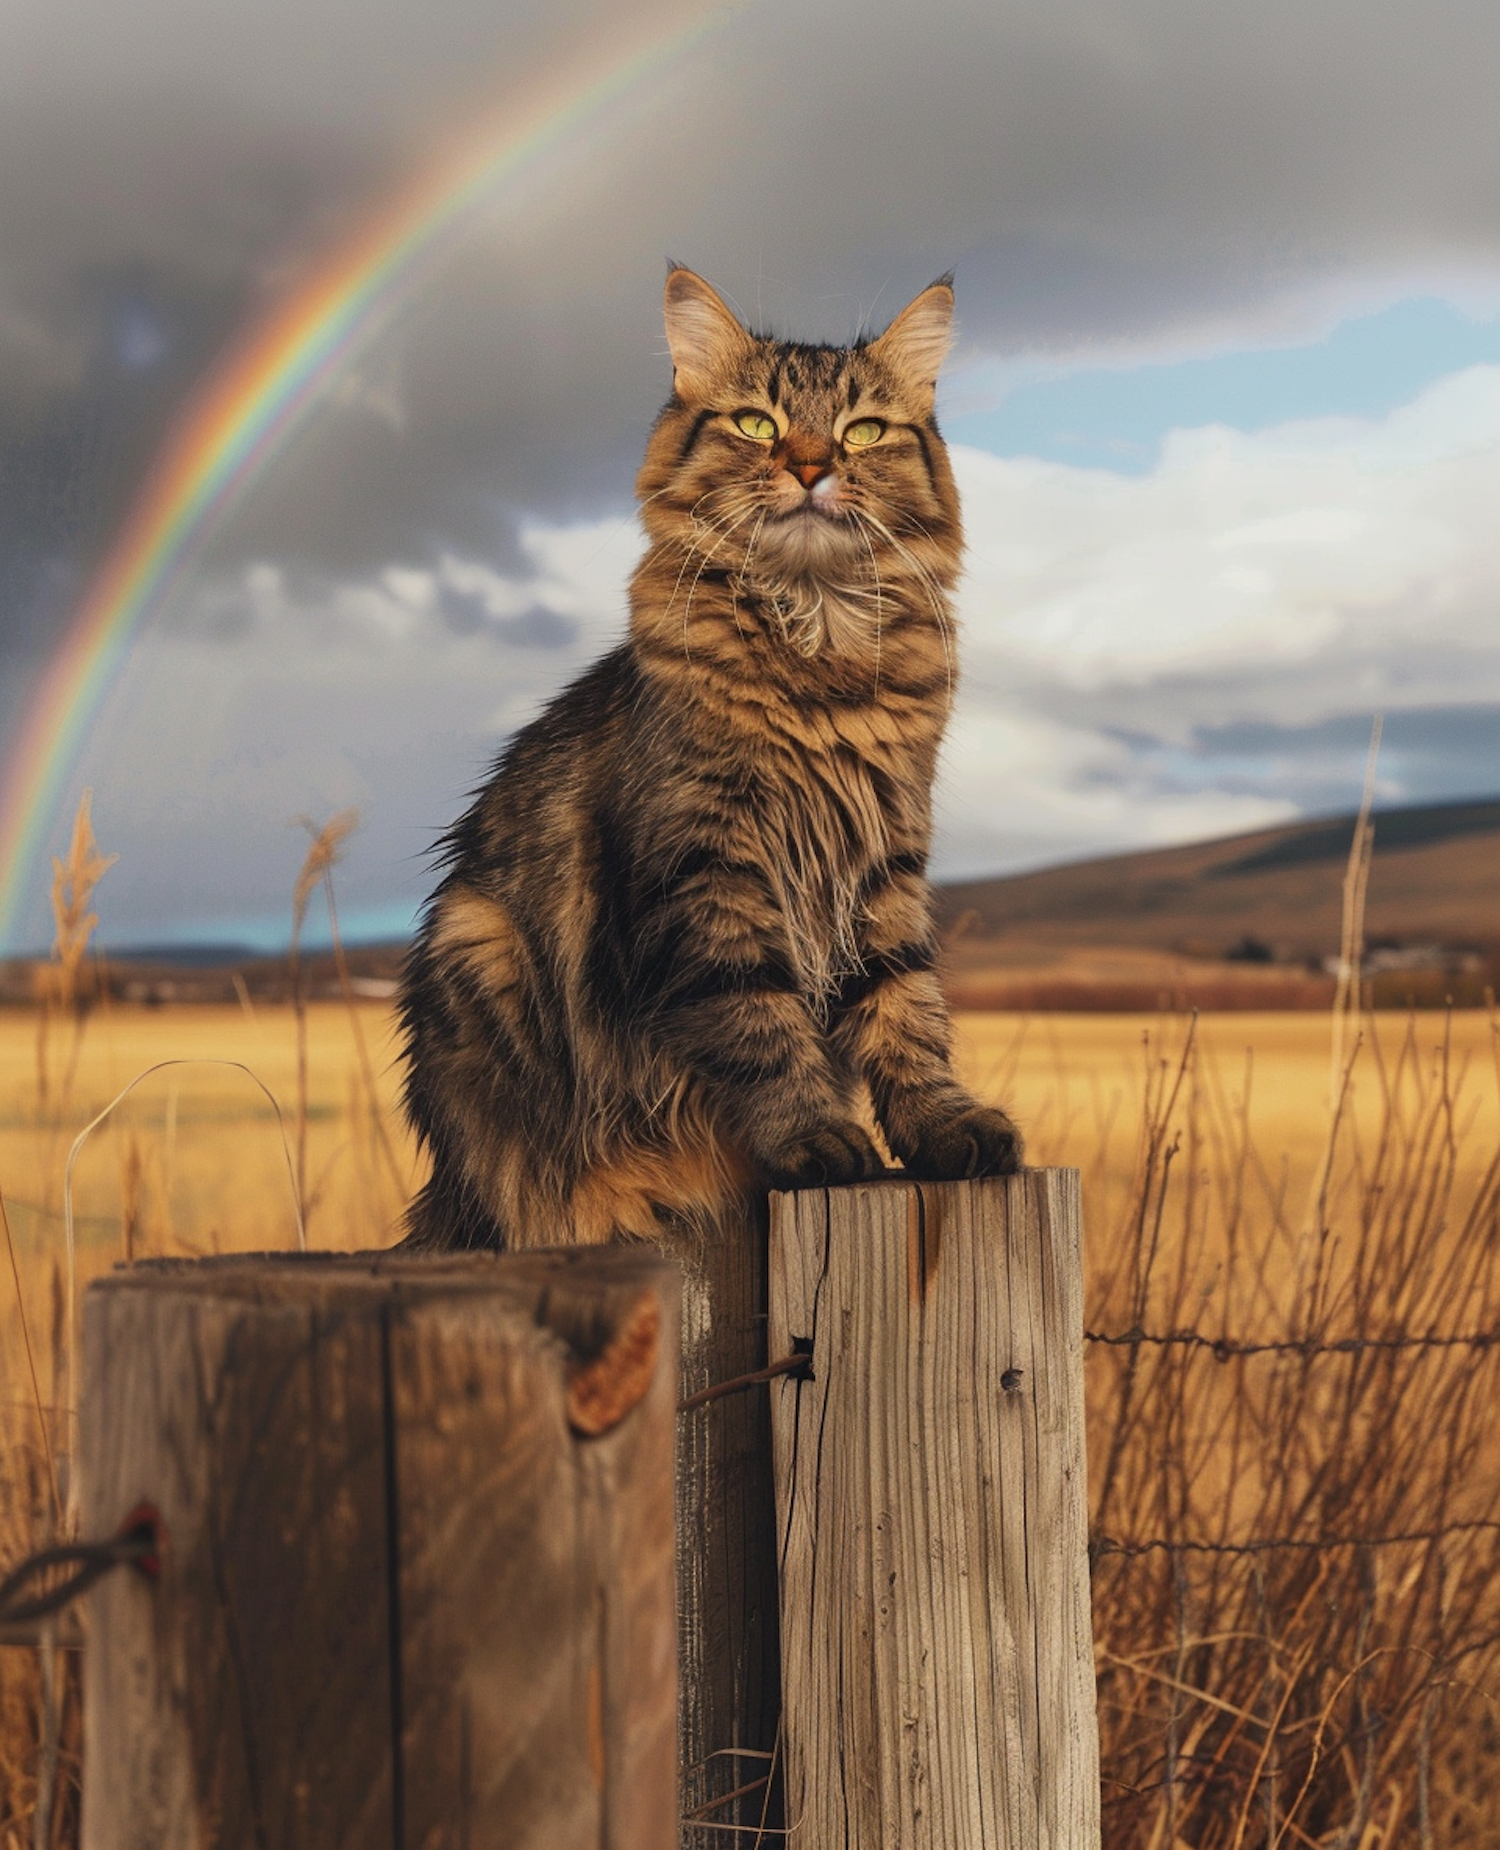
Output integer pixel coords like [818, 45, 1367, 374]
[398, 267, 1022, 1250]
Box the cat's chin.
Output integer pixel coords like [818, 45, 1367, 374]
[756, 506, 862, 573]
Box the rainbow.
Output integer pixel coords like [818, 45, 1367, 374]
[0, 7, 726, 950]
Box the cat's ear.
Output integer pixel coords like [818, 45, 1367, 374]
[869, 276, 955, 402]
[663, 267, 750, 399]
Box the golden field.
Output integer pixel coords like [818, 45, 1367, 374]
[1, 998, 421, 1275]
[4, 996, 1500, 1844]
[5, 998, 1494, 1282]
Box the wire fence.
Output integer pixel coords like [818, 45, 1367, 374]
[1086, 1322, 1500, 1561]
[1086, 1324, 1500, 1358]
[1083, 1288, 1500, 1846]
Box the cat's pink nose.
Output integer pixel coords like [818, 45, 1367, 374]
[792, 461, 829, 489]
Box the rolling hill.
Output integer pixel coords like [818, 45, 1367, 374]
[934, 795, 1500, 1009]
[4, 795, 1496, 1011]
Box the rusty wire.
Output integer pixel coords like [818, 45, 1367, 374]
[0, 1508, 162, 1627]
[678, 1339, 813, 1414]
[1086, 1324, 1500, 1359]
[1091, 1518, 1500, 1562]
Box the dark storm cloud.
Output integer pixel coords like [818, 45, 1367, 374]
[5, 0, 1499, 581]
[0, 0, 676, 623]
[1058, 705, 1500, 845]
[1187, 707, 1500, 811]
[4, 0, 1500, 777]
[225, 0, 1500, 562]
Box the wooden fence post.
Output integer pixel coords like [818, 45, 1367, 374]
[668, 1197, 783, 1841]
[79, 1248, 679, 1850]
[769, 1171, 1100, 1849]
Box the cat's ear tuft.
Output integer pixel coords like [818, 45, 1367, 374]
[663, 268, 749, 400]
[869, 277, 955, 401]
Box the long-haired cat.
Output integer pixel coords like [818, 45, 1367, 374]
[398, 267, 1022, 1250]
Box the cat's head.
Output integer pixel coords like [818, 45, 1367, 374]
[636, 269, 963, 608]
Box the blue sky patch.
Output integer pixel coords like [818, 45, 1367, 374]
[945, 297, 1500, 474]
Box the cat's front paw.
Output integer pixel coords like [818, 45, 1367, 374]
[761, 1122, 886, 1190]
[901, 1105, 1023, 1180]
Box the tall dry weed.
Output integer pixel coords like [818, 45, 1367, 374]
[298, 816, 407, 1202]
[1329, 715, 1381, 1110]
[288, 810, 358, 1233]
[0, 1188, 57, 1531]
[0, 1232, 78, 1844]
[2, 786, 94, 1836]
[1088, 1009, 1500, 1845]
[33, 794, 116, 1118]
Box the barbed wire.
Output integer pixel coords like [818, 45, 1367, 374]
[1091, 1518, 1500, 1562]
[1085, 1325, 1500, 1359]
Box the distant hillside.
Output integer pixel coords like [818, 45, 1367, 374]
[935, 795, 1500, 1009]
[4, 796, 1496, 1012]
[0, 941, 405, 1008]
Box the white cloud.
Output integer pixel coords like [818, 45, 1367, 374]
[60, 516, 639, 949]
[933, 708, 1298, 882]
[31, 368, 1500, 946]
[938, 365, 1500, 871]
[958, 367, 1500, 689]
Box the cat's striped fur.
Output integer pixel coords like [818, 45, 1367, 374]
[399, 268, 1022, 1250]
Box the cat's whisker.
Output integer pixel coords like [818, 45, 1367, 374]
[683, 494, 762, 565]
[730, 508, 772, 640]
[660, 494, 763, 650]
[686, 495, 761, 567]
[678, 501, 762, 648]
[849, 512, 887, 697]
[852, 507, 957, 696]
[854, 506, 948, 608]
[687, 483, 763, 535]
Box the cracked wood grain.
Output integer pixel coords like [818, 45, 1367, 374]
[669, 1195, 784, 1843]
[769, 1173, 1099, 1850]
[80, 1248, 678, 1850]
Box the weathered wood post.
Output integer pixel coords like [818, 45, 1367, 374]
[770, 1171, 1099, 1849]
[668, 1198, 784, 1840]
[79, 1248, 679, 1850]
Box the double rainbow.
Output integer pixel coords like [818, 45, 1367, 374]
[0, 7, 724, 949]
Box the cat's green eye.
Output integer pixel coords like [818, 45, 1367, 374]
[843, 418, 886, 448]
[733, 409, 777, 441]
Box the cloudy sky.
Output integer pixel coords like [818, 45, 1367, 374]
[3, 0, 1500, 952]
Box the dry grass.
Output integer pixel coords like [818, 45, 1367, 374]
[944, 944, 1343, 1014]
[0, 996, 423, 1841]
[0, 792, 422, 1841]
[3, 986, 1500, 1837]
[959, 1007, 1500, 1844]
